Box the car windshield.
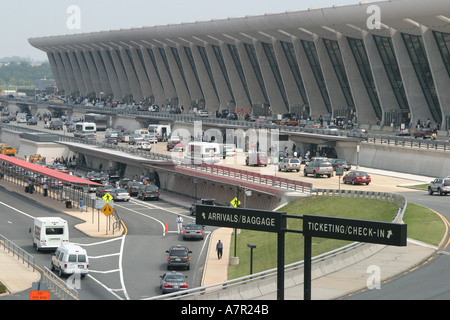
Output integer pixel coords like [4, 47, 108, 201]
[289, 159, 299, 163]
[355, 172, 368, 176]
[115, 188, 127, 193]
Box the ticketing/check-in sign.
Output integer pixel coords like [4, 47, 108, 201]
[196, 205, 285, 233]
[303, 215, 407, 246]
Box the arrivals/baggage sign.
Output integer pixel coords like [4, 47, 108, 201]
[303, 215, 407, 246]
[196, 205, 285, 233]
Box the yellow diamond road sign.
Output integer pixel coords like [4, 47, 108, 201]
[101, 203, 114, 216]
[102, 193, 113, 203]
[230, 197, 241, 208]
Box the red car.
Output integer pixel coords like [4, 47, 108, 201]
[343, 171, 371, 185]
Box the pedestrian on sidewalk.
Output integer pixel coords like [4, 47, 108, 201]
[176, 215, 184, 234]
[42, 181, 48, 197]
[216, 240, 223, 260]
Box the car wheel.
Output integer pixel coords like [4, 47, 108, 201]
[278, 166, 281, 171]
[428, 187, 434, 195]
[313, 171, 317, 178]
[304, 170, 308, 177]
[352, 180, 355, 185]
[439, 188, 444, 196]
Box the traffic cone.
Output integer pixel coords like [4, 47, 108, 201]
[165, 222, 168, 233]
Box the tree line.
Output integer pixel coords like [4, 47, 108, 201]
[0, 61, 53, 87]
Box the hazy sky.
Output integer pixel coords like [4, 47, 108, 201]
[1, 0, 369, 62]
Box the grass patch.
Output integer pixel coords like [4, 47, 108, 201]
[404, 184, 429, 191]
[0, 282, 7, 294]
[227, 196, 445, 279]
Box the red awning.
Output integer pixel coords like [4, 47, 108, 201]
[0, 154, 102, 186]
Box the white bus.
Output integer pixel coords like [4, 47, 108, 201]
[32, 217, 69, 251]
[186, 142, 220, 164]
[74, 122, 97, 138]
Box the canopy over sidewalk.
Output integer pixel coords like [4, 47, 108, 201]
[0, 154, 102, 186]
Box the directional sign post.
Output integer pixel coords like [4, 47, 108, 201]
[302, 215, 407, 300]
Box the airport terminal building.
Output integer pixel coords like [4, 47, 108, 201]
[29, 0, 450, 127]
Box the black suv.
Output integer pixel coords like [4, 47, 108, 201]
[166, 245, 192, 270]
[189, 199, 215, 216]
[137, 184, 160, 200]
[49, 120, 63, 130]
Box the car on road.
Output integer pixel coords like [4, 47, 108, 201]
[303, 159, 333, 178]
[246, 152, 268, 166]
[343, 171, 372, 185]
[126, 181, 143, 196]
[160, 271, 188, 294]
[329, 159, 351, 171]
[51, 244, 89, 278]
[48, 163, 69, 173]
[166, 245, 192, 270]
[26, 118, 37, 125]
[137, 184, 160, 200]
[183, 222, 204, 240]
[278, 158, 301, 172]
[413, 127, 434, 139]
[428, 178, 450, 196]
[111, 188, 130, 201]
[82, 133, 97, 141]
[395, 127, 411, 136]
[104, 137, 118, 145]
[227, 112, 238, 120]
[189, 199, 216, 216]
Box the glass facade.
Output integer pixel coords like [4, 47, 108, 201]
[158, 48, 176, 90]
[301, 40, 331, 113]
[261, 42, 289, 111]
[373, 35, 409, 110]
[323, 39, 354, 107]
[183, 46, 203, 96]
[433, 31, 450, 78]
[212, 45, 235, 103]
[243, 43, 269, 104]
[227, 44, 252, 105]
[347, 37, 382, 120]
[402, 33, 441, 123]
[146, 48, 164, 89]
[170, 47, 190, 95]
[280, 41, 309, 106]
[197, 46, 219, 101]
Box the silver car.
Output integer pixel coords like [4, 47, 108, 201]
[160, 271, 188, 294]
[278, 158, 301, 172]
[111, 188, 130, 201]
[303, 160, 333, 178]
[428, 178, 450, 196]
[183, 223, 204, 240]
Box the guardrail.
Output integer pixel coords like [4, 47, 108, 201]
[0, 233, 35, 270]
[41, 266, 78, 300]
[146, 189, 407, 300]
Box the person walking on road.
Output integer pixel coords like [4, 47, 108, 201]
[216, 240, 223, 260]
[176, 215, 184, 234]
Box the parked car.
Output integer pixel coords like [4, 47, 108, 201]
[277, 151, 289, 162]
[303, 159, 333, 178]
[96, 184, 115, 197]
[413, 127, 434, 139]
[189, 199, 216, 216]
[196, 109, 209, 117]
[48, 163, 69, 173]
[395, 127, 411, 136]
[49, 120, 63, 130]
[216, 109, 229, 118]
[183, 222, 204, 240]
[227, 112, 238, 120]
[428, 178, 450, 196]
[160, 271, 188, 294]
[119, 132, 131, 142]
[329, 159, 351, 171]
[26, 118, 37, 125]
[166, 245, 192, 270]
[126, 181, 143, 196]
[167, 135, 185, 151]
[82, 133, 97, 141]
[246, 152, 268, 166]
[104, 137, 118, 145]
[130, 140, 152, 151]
[129, 134, 144, 144]
[343, 171, 372, 185]
[137, 184, 160, 200]
[278, 158, 301, 172]
[111, 188, 130, 201]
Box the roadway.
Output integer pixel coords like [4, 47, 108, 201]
[0, 179, 212, 300]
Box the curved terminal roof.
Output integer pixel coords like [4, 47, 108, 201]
[28, 0, 450, 50]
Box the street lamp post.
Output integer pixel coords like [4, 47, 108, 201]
[247, 243, 256, 275]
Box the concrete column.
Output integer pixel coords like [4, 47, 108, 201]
[118, 47, 144, 102]
[99, 49, 123, 100]
[74, 50, 96, 96]
[129, 47, 153, 101]
[163, 45, 191, 107]
[140, 46, 166, 106]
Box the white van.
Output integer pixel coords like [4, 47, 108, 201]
[51, 244, 89, 278]
[186, 141, 220, 164]
[32, 217, 69, 251]
[148, 124, 171, 141]
[74, 122, 97, 137]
